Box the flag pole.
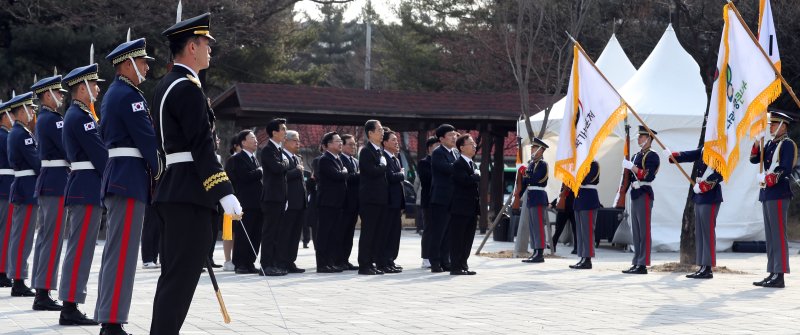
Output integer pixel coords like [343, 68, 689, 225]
[727, 1, 800, 109]
[565, 32, 694, 184]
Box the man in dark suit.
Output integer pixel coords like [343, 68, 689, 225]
[279, 130, 306, 274]
[315, 132, 348, 273]
[225, 130, 263, 274]
[449, 135, 480, 275]
[337, 134, 360, 270]
[259, 118, 289, 276]
[417, 136, 438, 269]
[428, 124, 458, 273]
[379, 128, 405, 274]
[357, 120, 388, 275]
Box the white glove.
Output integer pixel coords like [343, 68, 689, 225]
[662, 148, 673, 158]
[219, 194, 243, 216]
[257, 166, 263, 171]
[621, 159, 634, 170]
[474, 169, 481, 177]
[379, 156, 387, 167]
[756, 172, 766, 184]
[692, 183, 701, 194]
[631, 181, 641, 189]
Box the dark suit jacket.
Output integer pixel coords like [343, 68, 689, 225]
[283, 150, 307, 210]
[260, 140, 289, 204]
[317, 151, 348, 208]
[358, 143, 388, 206]
[417, 155, 432, 208]
[225, 150, 263, 209]
[450, 156, 480, 216]
[341, 153, 360, 211]
[430, 145, 457, 207]
[382, 151, 406, 210]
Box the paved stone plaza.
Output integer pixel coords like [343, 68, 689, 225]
[1, 232, 798, 334]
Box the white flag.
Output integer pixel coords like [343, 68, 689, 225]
[703, 4, 781, 180]
[555, 44, 627, 194]
[750, 0, 782, 136]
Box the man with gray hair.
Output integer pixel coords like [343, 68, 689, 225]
[278, 130, 306, 273]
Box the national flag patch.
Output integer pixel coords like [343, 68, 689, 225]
[132, 101, 145, 112]
[56, 121, 64, 129]
[24, 138, 34, 146]
[84, 122, 96, 131]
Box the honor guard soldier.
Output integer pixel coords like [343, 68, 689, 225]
[58, 64, 109, 326]
[0, 101, 15, 288]
[150, 13, 242, 334]
[570, 160, 600, 270]
[750, 111, 796, 288]
[521, 137, 549, 264]
[620, 126, 660, 275]
[96, 37, 157, 335]
[29, 74, 68, 311]
[5, 92, 40, 296]
[665, 146, 723, 279]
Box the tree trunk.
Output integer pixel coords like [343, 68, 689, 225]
[479, 125, 492, 235]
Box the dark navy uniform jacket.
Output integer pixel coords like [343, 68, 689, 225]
[101, 76, 160, 204]
[0, 127, 13, 200]
[521, 159, 548, 207]
[63, 101, 108, 206]
[34, 106, 68, 197]
[672, 148, 723, 204]
[8, 121, 40, 205]
[750, 136, 797, 201]
[382, 150, 405, 210]
[573, 160, 600, 211]
[628, 149, 659, 200]
[152, 65, 233, 209]
[340, 153, 359, 212]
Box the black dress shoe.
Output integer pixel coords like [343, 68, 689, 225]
[762, 273, 785, 288]
[100, 323, 129, 335]
[358, 267, 380, 275]
[686, 266, 704, 278]
[0, 274, 12, 287]
[235, 267, 254, 274]
[622, 265, 647, 274]
[316, 266, 337, 273]
[391, 264, 404, 270]
[571, 249, 577, 255]
[378, 266, 400, 274]
[33, 290, 62, 311]
[568, 258, 585, 269]
[343, 262, 359, 271]
[430, 265, 445, 273]
[753, 274, 774, 286]
[11, 280, 35, 297]
[450, 269, 469, 275]
[442, 264, 452, 272]
[329, 265, 345, 273]
[59, 303, 98, 325]
[210, 262, 223, 268]
[693, 269, 713, 279]
[259, 267, 287, 276]
[286, 265, 306, 273]
[372, 266, 384, 275]
[465, 270, 477, 275]
[570, 258, 592, 269]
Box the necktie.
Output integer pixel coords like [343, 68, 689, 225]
[292, 156, 298, 166]
[469, 161, 474, 170]
[251, 154, 257, 165]
[393, 156, 400, 169]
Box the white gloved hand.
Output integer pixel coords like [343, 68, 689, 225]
[379, 156, 387, 167]
[631, 181, 641, 189]
[621, 159, 635, 170]
[663, 148, 673, 158]
[257, 166, 263, 171]
[756, 172, 766, 184]
[400, 168, 406, 175]
[692, 183, 701, 194]
[474, 169, 481, 177]
[219, 194, 243, 216]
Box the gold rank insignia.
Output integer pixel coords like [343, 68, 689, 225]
[186, 74, 201, 88]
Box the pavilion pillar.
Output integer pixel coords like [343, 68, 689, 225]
[489, 129, 506, 233]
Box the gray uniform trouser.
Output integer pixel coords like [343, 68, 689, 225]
[630, 195, 653, 266]
[95, 196, 145, 324]
[0, 200, 10, 275]
[527, 205, 548, 250]
[58, 204, 103, 304]
[574, 209, 596, 258]
[762, 199, 790, 274]
[31, 195, 66, 290]
[694, 203, 719, 267]
[7, 203, 38, 279]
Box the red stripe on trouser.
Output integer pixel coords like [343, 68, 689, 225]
[0, 204, 12, 270]
[588, 210, 594, 257]
[537, 206, 546, 249]
[777, 199, 787, 273]
[15, 205, 33, 279]
[109, 199, 135, 323]
[44, 197, 65, 289]
[710, 204, 716, 267]
[645, 195, 651, 266]
[68, 205, 93, 302]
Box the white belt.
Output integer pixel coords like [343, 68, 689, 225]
[0, 169, 14, 176]
[41, 159, 70, 167]
[14, 170, 36, 177]
[70, 161, 95, 170]
[527, 186, 546, 191]
[580, 185, 598, 190]
[632, 181, 652, 189]
[108, 147, 143, 158]
[166, 152, 193, 166]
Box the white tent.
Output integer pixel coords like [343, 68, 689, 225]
[520, 25, 764, 252]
